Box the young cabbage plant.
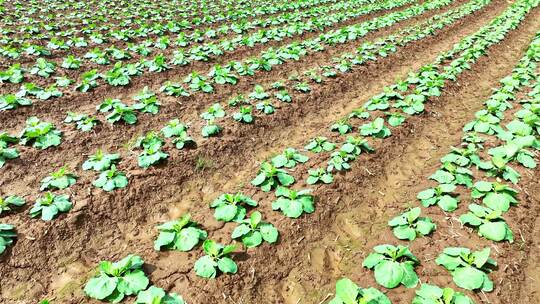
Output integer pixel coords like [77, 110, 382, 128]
[272, 186, 314, 218]
[275, 89, 292, 103]
[441, 144, 481, 167]
[64, 112, 99, 132]
[385, 112, 406, 127]
[488, 139, 537, 169]
[19, 116, 62, 149]
[435, 247, 496, 292]
[412, 283, 474, 304]
[105, 103, 138, 125]
[84, 255, 149, 303]
[233, 106, 254, 123]
[194, 240, 237, 279]
[83, 150, 120, 171]
[394, 92, 426, 115]
[184, 72, 213, 93]
[135, 286, 185, 304]
[30, 58, 56, 77]
[161, 119, 195, 149]
[463, 109, 500, 134]
[327, 149, 356, 172]
[0, 141, 19, 168]
[30, 192, 72, 221]
[305, 137, 336, 153]
[232, 211, 279, 248]
[201, 120, 222, 137]
[360, 117, 391, 138]
[160, 81, 190, 97]
[306, 168, 333, 185]
[460, 204, 513, 242]
[0, 224, 16, 254]
[0, 94, 32, 111]
[40, 166, 77, 190]
[93, 165, 129, 191]
[362, 244, 419, 289]
[249, 85, 270, 100]
[331, 119, 353, 135]
[210, 192, 257, 222]
[133, 87, 161, 114]
[430, 163, 474, 187]
[135, 132, 168, 168]
[342, 136, 374, 156]
[328, 277, 391, 304]
[154, 214, 207, 251]
[251, 162, 295, 192]
[255, 101, 275, 114]
[388, 207, 436, 241]
[294, 82, 311, 93]
[200, 103, 225, 120]
[417, 184, 460, 212]
[271, 148, 309, 168]
[470, 181, 518, 212]
[478, 156, 520, 184]
[0, 195, 25, 215]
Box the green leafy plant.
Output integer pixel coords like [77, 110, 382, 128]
[0, 140, 19, 168]
[251, 162, 295, 191]
[306, 168, 333, 185]
[331, 119, 353, 135]
[388, 207, 436, 241]
[201, 120, 222, 137]
[84, 255, 149, 303]
[412, 283, 474, 304]
[328, 277, 391, 304]
[304, 137, 335, 153]
[0, 94, 32, 111]
[30, 192, 72, 221]
[417, 184, 460, 212]
[83, 150, 120, 171]
[161, 119, 194, 149]
[200, 103, 225, 120]
[272, 186, 314, 218]
[460, 204, 513, 242]
[135, 286, 185, 304]
[135, 132, 168, 168]
[0, 224, 16, 254]
[470, 181, 518, 212]
[154, 214, 207, 251]
[360, 118, 391, 138]
[160, 81, 190, 97]
[133, 87, 161, 114]
[271, 148, 309, 168]
[255, 100, 275, 114]
[435, 247, 496, 291]
[93, 165, 129, 191]
[232, 211, 278, 248]
[0, 195, 25, 215]
[210, 192, 257, 222]
[64, 112, 98, 132]
[233, 106, 254, 123]
[249, 84, 269, 100]
[19, 116, 62, 149]
[40, 166, 77, 190]
[194, 240, 237, 278]
[362, 244, 419, 289]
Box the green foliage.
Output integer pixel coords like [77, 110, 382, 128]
[232, 211, 278, 248]
[0, 195, 25, 215]
[417, 184, 460, 212]
[30, 192, 72, 221]
[271, 148, 309, 168]
[306, 168, 333, 185]
[135, 132, 168, 168]
[135, 286, 185, 304]
[40, 166, 77, 190]
[304, 137, 335, 153]
[251, 162, 295, 192]
[0, 140, 19, 168]
[194, 240, 237, 278]
[210, 192, 257, 222]
[436, 247, 496, 291]
[133, 86, 161, 114]
[0, 224, 16, 254]
[154, 214, 207, 251]
[460, 204, 513, 242]
[93, 165, 128, 191]
[161, 119, 194, 149]
[470, 181, 518, 212]
[64, 112, 98, 132]
[272, 186, 314, 218]
[412, 283, 474, 304]
[362, 244, 419, 289]
[83, 150, 120, 171]
[329, 278, 391, 304]
[84, 255, 149, 303]
[388, 207, 436, 241]
[19, 116, 62, 149]
[0, 94, 32, 111]
[360, 117, 391, 138]
[233, 106, 254, 123]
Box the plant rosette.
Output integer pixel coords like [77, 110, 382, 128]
[231, 211, 278, 248]
[194, 240, 237, 279]
[435, 247, 496, 291]
[362, 244, 419, 289]
[328, 277, 391, 304]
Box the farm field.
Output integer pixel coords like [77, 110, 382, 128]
[1, 0, 540, 303]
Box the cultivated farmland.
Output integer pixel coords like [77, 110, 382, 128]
[1, 0, 540, 303]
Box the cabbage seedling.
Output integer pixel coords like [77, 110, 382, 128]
[232, 211, 278, 248]
[154, 214, 207, 251]
[30, 192, 72, 221]
[161, 119, 194, 149]
[19, 116, 62, 149]
[329, 278, 391, 304]
[194, 240, 237, 278]
[362, 244, 419, 289]
[233, 106, 254, 123]
[0, 142, 18, 168]
[93, 165, 128, 191]
[0, 224, 16, 254]
[40, 166, 77, 190]
[135, 132, 168, 168]
[412, 283, 474, 304]
[360, 117, 391, 138]
[0, 94, 32, 111]
[470, 181, 517, 212]
[255, 101, 275, 114]
[83, 150, 120, 171]
[478, 156, 520, 184]
[64, 112, 99, 132]
[160, 81, 190, 97]
[306, 168, 333, 185]
[272, 186, 314, 218]
[435, 247, 495, 291]
[84, 255, 149, 302]
[210, 192, 257, 222]
[305, 137, 335, 153]
[388, 207, 436, 241]
[249, 85, 269, 100]
[331, 119, 353, 135]
[460, 204, 513, 242]
[136, 286, 185, 304]
[0, 195, 25, 215]
[417, 184, 459, 212]
[251, 162, 295, 192]
[201, 120, 222, 137]
[200, 103, 225, 120]
[133, 86, 161, 114]
[271, 148, 309, 168]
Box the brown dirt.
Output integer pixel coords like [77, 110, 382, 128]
[1, 1, 540, 304]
